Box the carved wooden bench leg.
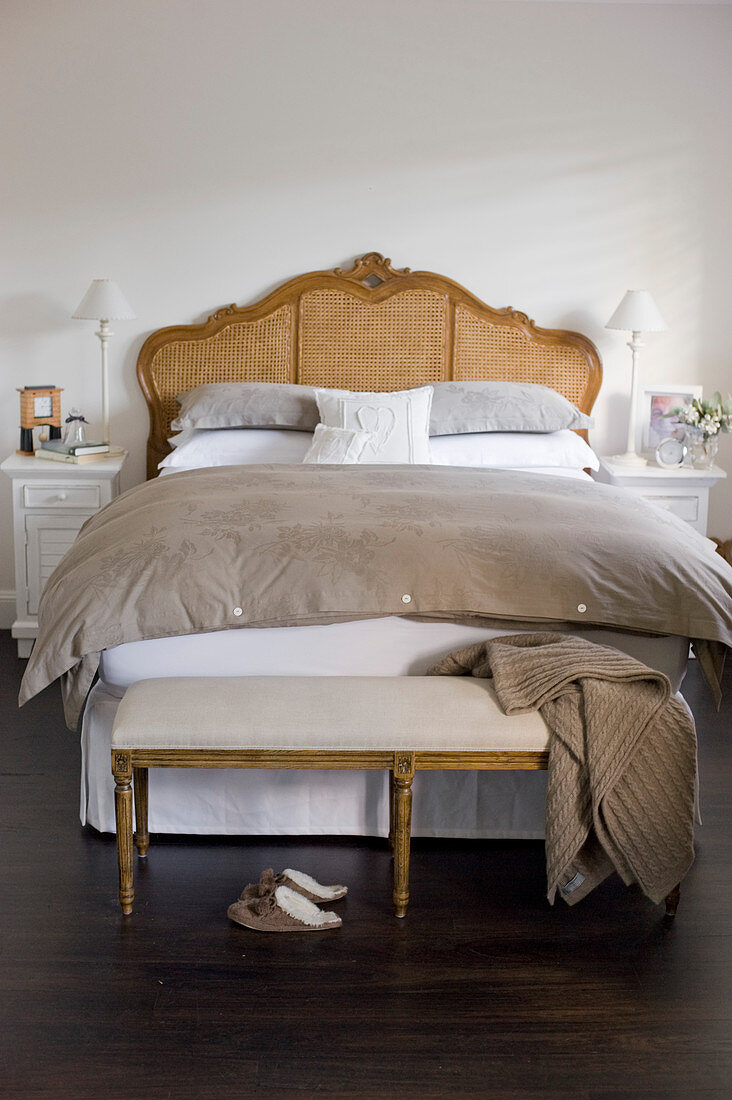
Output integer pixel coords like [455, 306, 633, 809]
[133, 766, 149, 857]
[664, 882, 681, 918]
[388, 769, 396, 853]
[392, 752, 415, 918]
[112, 751, 134, 915]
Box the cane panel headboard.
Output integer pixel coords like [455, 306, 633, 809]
[137, 252, 602, 478]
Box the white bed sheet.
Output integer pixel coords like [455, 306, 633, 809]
[158, 465, 594, 480]
[83, 617, 688, 837]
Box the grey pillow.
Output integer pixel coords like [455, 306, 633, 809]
[429, 381, 593, 435]
[172, 379, 593, 435]
[171, 383, 319, 432]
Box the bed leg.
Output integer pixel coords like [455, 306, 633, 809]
[112, 751, 134, 915]
[133, 766, 149, 857]
[664, 883, 681, 919]
[392, 753, 415, 918]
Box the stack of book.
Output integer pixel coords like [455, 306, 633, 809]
[35, 440, 110, 464]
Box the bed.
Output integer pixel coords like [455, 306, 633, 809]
[20, 253, 732, 838]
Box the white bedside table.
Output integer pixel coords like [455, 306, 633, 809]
[1, 452, 126, 657]
[592, 457, 726, 536]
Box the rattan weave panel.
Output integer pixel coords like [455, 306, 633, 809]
[151, 306, 294, 437]
[299, 289, 448, 391]
[454, 306, 589, 407]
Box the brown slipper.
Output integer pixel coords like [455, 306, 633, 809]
[240, 868, 348, 904]
[227, 885, 342, 932]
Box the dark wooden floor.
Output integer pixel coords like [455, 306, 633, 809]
[1, 630, 730, 1098]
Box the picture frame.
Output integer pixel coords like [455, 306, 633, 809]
[636, 385, 703, 455]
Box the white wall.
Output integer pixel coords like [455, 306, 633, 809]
[2, 0, 731, 619]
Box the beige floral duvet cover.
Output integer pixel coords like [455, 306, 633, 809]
[19, 464, 732, 728]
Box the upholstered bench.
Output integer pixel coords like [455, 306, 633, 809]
[111, 675, 552, 916]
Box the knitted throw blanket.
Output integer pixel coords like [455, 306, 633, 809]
[427, 633, 697, 906]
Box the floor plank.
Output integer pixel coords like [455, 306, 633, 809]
[1, 630, 730, 1097]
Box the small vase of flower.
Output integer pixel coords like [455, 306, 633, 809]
[667, 392, 732, 468]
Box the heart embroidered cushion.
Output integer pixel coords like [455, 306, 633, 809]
[314, 386, 433, 463]
[302, 424, 375, 464]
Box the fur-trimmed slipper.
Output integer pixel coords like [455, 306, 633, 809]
[240, 868, 348, 904]
[227, 885, 342, 932]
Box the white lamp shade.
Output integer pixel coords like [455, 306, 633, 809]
[73, 279, 136, 321]
[605, 290, 666, 333]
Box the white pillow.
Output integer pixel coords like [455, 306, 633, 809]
[429, 430, 599, 470]
[159, 429, 314, 469]
[159, 424, 597, 474]
[314, 386, 433, 463]
[302, 424, 375, 464]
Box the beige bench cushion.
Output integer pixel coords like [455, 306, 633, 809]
[111, 676, 550, 753]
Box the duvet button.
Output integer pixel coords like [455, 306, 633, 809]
[577, 603, 587, 613]
[233, 606, 243, 617]
[401, 593, 412, 604]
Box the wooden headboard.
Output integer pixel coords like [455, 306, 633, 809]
[137, 252, 602, 478]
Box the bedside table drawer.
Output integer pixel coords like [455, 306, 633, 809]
[23, 483, 102, 510]
[642, 493, 699, 523]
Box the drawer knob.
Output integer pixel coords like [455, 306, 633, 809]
[57, 492, 67, 501]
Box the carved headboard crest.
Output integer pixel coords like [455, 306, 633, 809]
[137, 252, 602, 477]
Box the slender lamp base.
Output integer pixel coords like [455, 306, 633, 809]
[96, 319, 112, 445]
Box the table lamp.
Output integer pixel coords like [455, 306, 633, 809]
[73, 279, 136, 445]
[606, 290, 667, 466]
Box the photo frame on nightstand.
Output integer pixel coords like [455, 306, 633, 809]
[636, 384, 702, 456]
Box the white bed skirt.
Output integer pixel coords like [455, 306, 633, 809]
[81, 617, 689, 837]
